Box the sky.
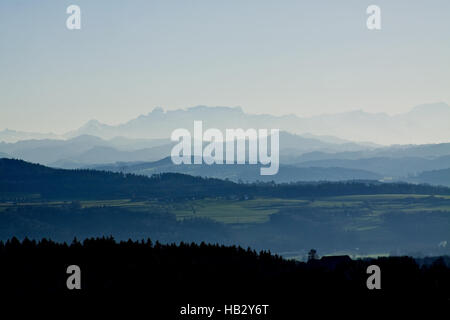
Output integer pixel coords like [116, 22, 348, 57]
[0, 0, 449, 134]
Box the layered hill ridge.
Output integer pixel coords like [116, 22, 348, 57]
[1, 158, 449, 201]
[1, 103, 449, 145]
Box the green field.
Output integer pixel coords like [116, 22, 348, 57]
[2, 194, 449, 225]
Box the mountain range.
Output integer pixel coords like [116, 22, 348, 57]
[0, 131, 372, 168]
[1, 103, 449, 145]
[89, 153, 450, 186]
[0, 104, 449, 185]
[64, 103, 450, 145]
[1, 134, 450, 185]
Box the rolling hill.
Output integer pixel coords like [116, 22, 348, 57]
[1, 159, 450, 257]
[0, 135, 172, 167]
[0, 131, 371, 167]
[294, 156, 450, 178]
[90, 156, 383, 183]
[1, 159, 449, 202]
[408, 168, 450, 187]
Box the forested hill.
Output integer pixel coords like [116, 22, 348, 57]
[1, 158, 450, 201]
[0, 158, 237, 200]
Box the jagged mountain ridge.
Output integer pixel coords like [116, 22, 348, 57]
[2, 103, 449, 145]
[64, 103, 450, 145]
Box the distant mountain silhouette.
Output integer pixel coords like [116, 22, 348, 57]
[65, 103, 450, 145]
[0, 135, 172, 166]
[0, 135, 108, 164]
[51, 145, 173, 169]
[2, 134, 450, 183]
[0, 131, 371, 167]
[294, 143, 450, 162]
[1, 103, 449, 145]
[82, 142, 450, 184]
[0, 128, 59, 143]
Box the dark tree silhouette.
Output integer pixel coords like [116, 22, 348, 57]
[308, 249, 318, 261]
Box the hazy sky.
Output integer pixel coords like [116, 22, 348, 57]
[0, 0, 449, 133]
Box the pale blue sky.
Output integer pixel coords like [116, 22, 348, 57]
[0, 0, 449, 133]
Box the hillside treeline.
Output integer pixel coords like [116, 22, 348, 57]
[0, 237, 448, 312]
[2, 158, 450, 201]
